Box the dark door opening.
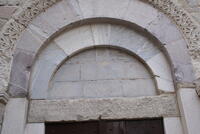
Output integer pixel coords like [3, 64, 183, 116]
[46, 118, 164, 134]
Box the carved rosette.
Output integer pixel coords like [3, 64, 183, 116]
[0, 0, 199, 100]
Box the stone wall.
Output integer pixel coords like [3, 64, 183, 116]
[0, 0, 199, 31]
[0, 0, 200, 80]
[50, 48, 156, 99]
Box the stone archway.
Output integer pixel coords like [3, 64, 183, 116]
[0, 0, 200, 134]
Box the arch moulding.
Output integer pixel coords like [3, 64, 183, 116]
[0, 1, 200, 134]
[0, 0, 199, 100]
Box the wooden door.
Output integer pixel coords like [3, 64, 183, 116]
[46, 119, 164, 134]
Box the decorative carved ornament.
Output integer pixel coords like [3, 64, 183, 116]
[0, 0, 200, 101]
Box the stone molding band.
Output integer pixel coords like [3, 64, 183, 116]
[0, 0, 199, 100]
[28, 94, 179, 123]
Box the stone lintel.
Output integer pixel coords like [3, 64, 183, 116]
[28, 94, 179, 123]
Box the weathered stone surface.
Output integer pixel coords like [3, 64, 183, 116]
[39, 0, 82, 30]
[30, 42, 67, 99]
[54, 64, 81, 82]
[121, 79, 156, 97]
[29, 14, 56, 40]
[163, 117, 183, 134]
[30, 59, 57, 99]
[0, 6, 17, 19]
[24, 123, 44, 134]
[9, 48, 34, 97]
[36, 42, 67, 65]
[0, 103, 5, 123]
[108, 24, 160, 60]
[147, 52, 174, 92]
[49, 48, 156, 99]
[0, 0, 199, 109]
[48, 81, 83, 99]
[77, 0, 129, 19]
[28, 94, 179, 123]
[91, 24, 111, 45]
[165, 39, 195, 82]
[156, 77, 174, 93]
[15, 28, 43, 54]
[146, 12, 183, 45]
[1, 98, 28, 134]
[54, 25, 94, 55]
[124, 0, 159, 28]
[177, 88, 200, 134]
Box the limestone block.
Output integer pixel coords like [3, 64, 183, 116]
[49, 48, 156, 99]
[0, 6, 17, 19]
[146, 13, 182, 45]
[1, 98, 28, 134]
[156, 77, 175, 93]
[163, 117, 183, 134]
[30, 60, 57, 99]
[53, 64, 81, 82]
[24, 123, 44, 134]
[165, 39, 191, 65]
[91, 24, 111, 45]
[40, 0, 82, 30]
[77, 0, 129, 19]
[48, 81, 83, 99]
[80, 62, 97, 80]
[30, 42, 67, 99]
[9, 49, 34, 97]
[83, 80, 123, 98]
[28, 94, 179, 123]
[177, 88, 200, 134]
[109, 24, 160, 60]
[122, 79, 156, 97]
[147, 52, 174, 92]
[29, 14, 56, 40]
[38, 42, 67, 65]
[174, 63, 195, 83]
[54, 25, 94, 55]
[66, 48, 96, 64]
[124, 0, 159, 28]
[94, 61, 151, 80]
[165, 39, 195, 82]
[15, 29, 44, 54]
